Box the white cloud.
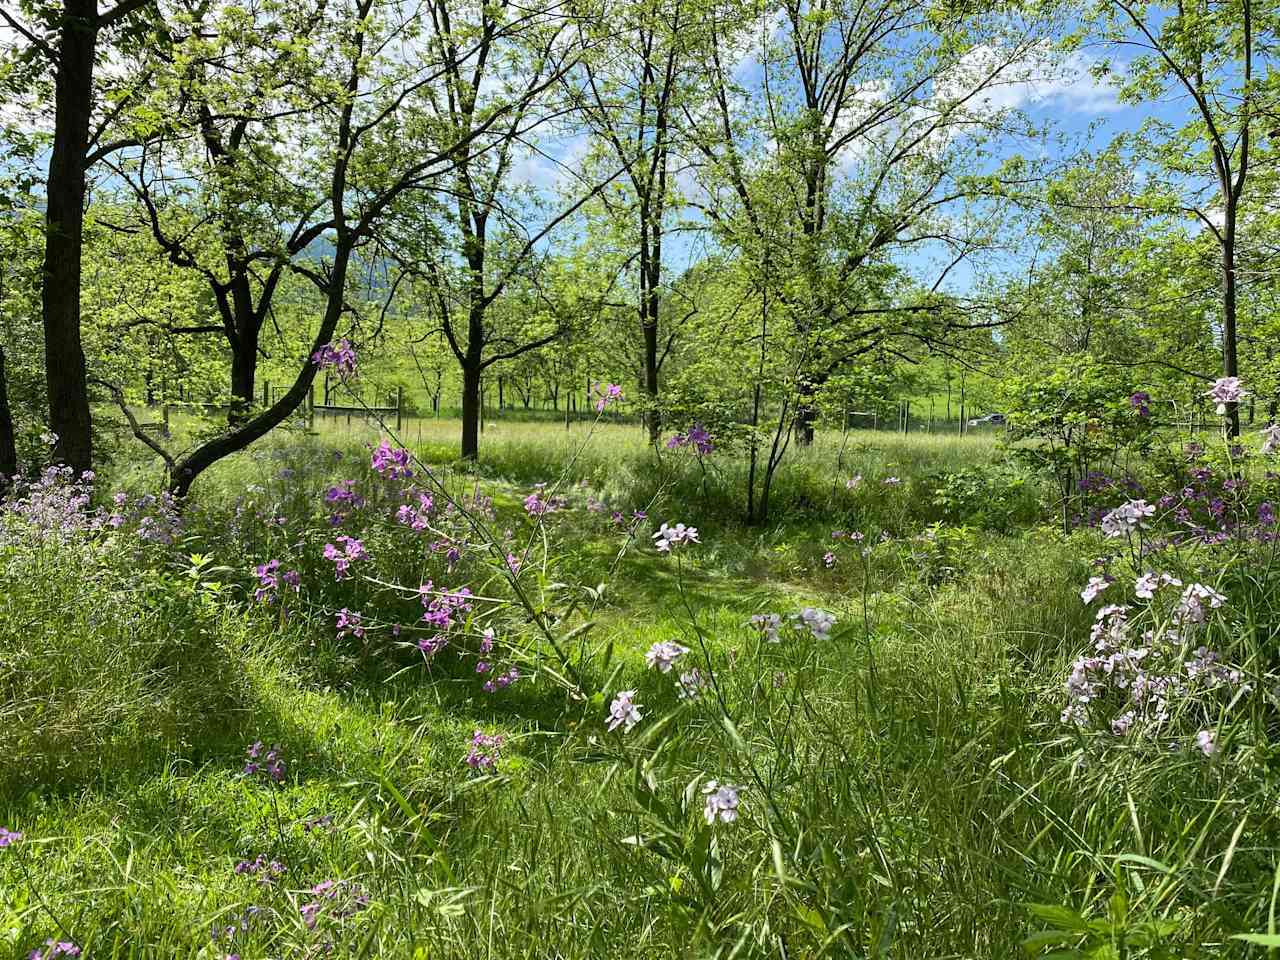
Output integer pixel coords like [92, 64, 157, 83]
[937, 44, 1122, 117]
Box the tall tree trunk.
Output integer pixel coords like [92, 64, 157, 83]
[460, 361, 481, 459]
[0, 347, 18, 483]
[1221, 212, 1241, 438]
[229, 341, 257, 424]
[43, 0, 98, 473]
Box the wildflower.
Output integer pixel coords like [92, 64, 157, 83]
[645, 640, 689, 673]
[676, 668, 708, 699]
[482, 666, 520, 693]
[845, 475, 862, 489]
[335, 608, 365, 640]
[668, 424, 714, 455]
[795, 607, 836, 640]
[243, 742, 286, 783]
[1175, 583, 1227, 625]
[311, 339, 357, 377]
[1261, 424, 1280, 456]
[0, 827, 21, 847]
[822, 551, 836, 568]
[1129, 391, 1151, 416]
[28, 941, 80, 960]
[882, 476, 901, 486]
[370, 439, 413, 480]
[322, 535, 366, 579]
[1195, 729, 1217, 756]
[1080, 575, 1112, 605]
[1260, 502, 1276, 526]
[607, 690, 642, 732]
[750, 613, 782, 643]
[233, 854, 287, 883]
[653, 522, 700, 552]
[302, 814, 335, 833]
[1100, 500, 1156, 537]
[1134, 572, 1159, 600]
[1206, 377, 1247, 415]
[479, 628, 495, 654]
[701, 781, 744, 825]
[465, 730, 503, 771]
[1110, 710, 1137, 735]
[592, 382, 624, 412]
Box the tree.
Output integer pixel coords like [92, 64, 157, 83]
[2, 0, 156, 471]
[1088, 0, 1279, 434]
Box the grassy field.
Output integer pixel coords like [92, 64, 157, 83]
[2, 420, 1278, 958]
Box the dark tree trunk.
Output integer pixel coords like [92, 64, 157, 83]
[460, 361, 481, 459]
[43, 0, 98, 474]
[229, 341, 258, 424]
[0, 347, 18, 482]
[1221, 210, 1241, 438]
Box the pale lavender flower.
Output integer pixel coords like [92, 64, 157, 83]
[0, 827, 21, 847]
[645, 640, 689, 673]
[822, 551, 836, 568]
[1261, 423, 1280, 456]
[1195, 729, 1218, 756]
[845, 475, 862, 489]
[1080, 576, 1111, 604]
[607, 690, 642, 732]
[701, 781, 744, 825]
[28, 941, 80, 960]
[593, 383, 624, 412]
[676, 668, 707, 699]
[882, 476, 901, 486]
[1205, 377, 1247, 415]
[750, 613, 783, 642]
[311, 339, 357, 377]
[465, 730, 503, 771]
[653, 522, 700, 552]
[1175, 583, 1226, 624]
[1100, 499, 1156, 537]
[795, 607, 836, 640]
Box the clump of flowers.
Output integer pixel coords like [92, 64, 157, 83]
[465, 730, 503, 771]
[607, 690, 642, 732]
[300, 879, 370, 929]
[1261, 423, 1280, 457]
[1100, 499, 1156, 538]
[653, 522, 700, 553]
[335, 608, 365, 640]
[322, 535, 366, 579]
[795, 607, 836, 640]
[311, 339, 357, 377]
[234, 854, 287, 884]
[676, 667, 708, 699]
[370, 439, 413, 480]
[702, 781, 744, 825]
[396, 491, 434, 531]
[253, 559, 301, 603]
[524, 485, 568, 517]
[645, 640, 689, 673]
[0, 826, 21, 847]
[323, 479, 365, 525]
[750, 613, 783, 642]
[1205, 376, 1247, 415]
[482, 666, 520, 693]
[592, 382, 623, 412]
[243, 742, 286, 784]
[667, 424, 714, 456]
[28, 940, 81, 959]
[1063, 571, 1245, 745]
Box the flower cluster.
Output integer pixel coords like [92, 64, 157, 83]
[396, 491, 434, 531]
[335, 607, 365, 640]
[1065, 572, 1245, 747]
[370, 440, 413, 480]
[702, 781, 744, 825]
[323, 480, 365, 525]
[253, 559, 301, 603]
[465, 730, 503, 771]
[645, 640, 690, 673]
[2, 465, 97, 544]
[1261, 423, 1280, 457]
[592, 382, 623, 413]
[300, 879, 370, 929]
[666, 424, 714, 456]
[653, 522, 700, 553]
[28, 940, 81, 960]
[1129, 391, 1152, 417]
[1205, 376, 1247, 415]
[243, 742, 286, 784]
[607, 690, 642, 732]
[524, 486, 568, 517]
[0, 826, 21, 847]
[106, 490, 183, 545]
[311, 339, 357, 377]
[676, 667, 708, 700]
[750, 608, 837, 642]
[1100, 499, 1155, 538]
[234, 854, 287, 884]
[323, 535, 366, 579]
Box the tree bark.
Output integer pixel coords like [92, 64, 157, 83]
[0, 347, 18, 482]
[42, 0, 98, 474]
[460, 360, 481, 459]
